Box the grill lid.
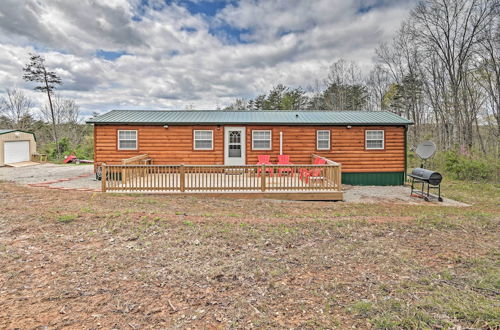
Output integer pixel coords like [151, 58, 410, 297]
[411, 168, 443, 185]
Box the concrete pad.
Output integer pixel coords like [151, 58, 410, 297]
[5, 161, 40, 167]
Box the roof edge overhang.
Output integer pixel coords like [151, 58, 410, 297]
[87, 122, 413, 126]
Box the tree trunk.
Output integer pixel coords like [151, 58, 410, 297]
[44, 70, 59, 158]
[474, 115, 487, 155]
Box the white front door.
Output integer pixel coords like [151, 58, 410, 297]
[4, 141, 30, 164]
[224, 127, 246, 165]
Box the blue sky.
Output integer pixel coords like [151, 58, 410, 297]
[0, 0, 417, 117]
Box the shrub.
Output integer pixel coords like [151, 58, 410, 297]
[41, 136, 94, 161]
[443, 151, 497, 182]
[74, 135, 94, 160]
[42, 137, 72, 161]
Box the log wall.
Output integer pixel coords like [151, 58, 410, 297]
[94, 125, 405, 173]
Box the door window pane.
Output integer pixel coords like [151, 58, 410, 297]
[228, 131, 242, 157]
[229, 145, 241, 157]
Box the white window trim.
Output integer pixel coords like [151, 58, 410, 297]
[316, 130, 331, 150]
[365, 130, 385, 150]
[193, 130, 214, 150]
[117, 130, 138, 150]
[252, 130, 272, 150]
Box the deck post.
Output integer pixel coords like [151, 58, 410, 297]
[101, 163, 107, 192]
[179, 165, 185, 192]
[337, 165, 342, 190]
[261, 165, 266, 192]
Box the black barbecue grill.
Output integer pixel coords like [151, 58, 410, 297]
[408, 168, 443, 202]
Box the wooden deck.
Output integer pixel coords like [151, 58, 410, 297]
[101, 155, 343, 201]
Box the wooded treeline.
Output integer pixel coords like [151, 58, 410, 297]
[0, 53, 93, 160]
[225, 0, 499, 158]
[1, 0, 498, 171]
[0, 88, 93, 159]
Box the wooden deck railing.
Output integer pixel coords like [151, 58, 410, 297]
[102, 161, 342, 194]
[312, 154, 342, 188]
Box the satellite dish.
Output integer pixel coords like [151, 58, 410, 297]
[415, 141, 436, 160]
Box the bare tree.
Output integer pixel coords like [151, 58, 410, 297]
[41, 95, 80, 125]
[22, 53, 62, 153]
[0, 89, 33, 129]
[474, 13, 500, 138]
[322, 59, 368, 110]
[376, 22, 428, 144]
[410, 0, 495, 150]
[40, 95, 85, 146]
[367, 65, 392, 111]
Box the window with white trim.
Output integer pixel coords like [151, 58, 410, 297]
[252, 130, 272, 150]
[317, 130, 330, 150]
[193, 130, 213, 150]
[365, 130, 384, 150]
[118, 130, 137, 150]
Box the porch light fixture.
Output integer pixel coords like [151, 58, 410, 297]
[163, 125, 169, 129]
[15, 131, 20, 137]
[347, 125, 352, 129]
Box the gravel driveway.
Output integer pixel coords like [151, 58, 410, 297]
[343, 184, 467, 206]
[0, 163, 99, 190]
[0, 163, 466, 205]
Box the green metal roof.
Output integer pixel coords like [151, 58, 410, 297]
[87, 110, 413, 126]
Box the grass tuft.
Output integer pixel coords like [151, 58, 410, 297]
[57, 214, 78, 223]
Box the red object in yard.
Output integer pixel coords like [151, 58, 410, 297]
[256, 155, 274, 177]
[277, 155, 294, 177]
[64, 155, 77, 163]
[300, 157, 327, 182]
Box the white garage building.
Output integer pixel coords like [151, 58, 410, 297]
[0, 129, 37, 166]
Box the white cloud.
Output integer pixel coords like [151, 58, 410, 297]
[0, 0, 417, 117]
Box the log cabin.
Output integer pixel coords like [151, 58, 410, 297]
[87, 110, 413, 185]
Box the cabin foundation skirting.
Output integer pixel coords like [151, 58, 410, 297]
[342, 172, 405, 186]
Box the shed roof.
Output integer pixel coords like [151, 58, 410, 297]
[0, 129, 35, 135]
[0, 129, 36, 141]
[87, 110, 413, 126]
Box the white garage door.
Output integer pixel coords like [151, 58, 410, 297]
[4, 141, 30, 164]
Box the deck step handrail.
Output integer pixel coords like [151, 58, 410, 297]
[120, 154, 152, 183]
[312, 154, 341, 166]
[121, 154, 151, 165]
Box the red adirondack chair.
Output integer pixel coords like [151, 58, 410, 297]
[277, 155, 294, 176]
[257, 155, 273, 177]
[300, 157, 327, 183]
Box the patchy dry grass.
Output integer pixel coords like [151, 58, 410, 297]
[0, 180, 498, 328]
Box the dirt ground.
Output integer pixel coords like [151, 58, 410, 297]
[0, 178, 497, 328]
[0, 163, 467, 205]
